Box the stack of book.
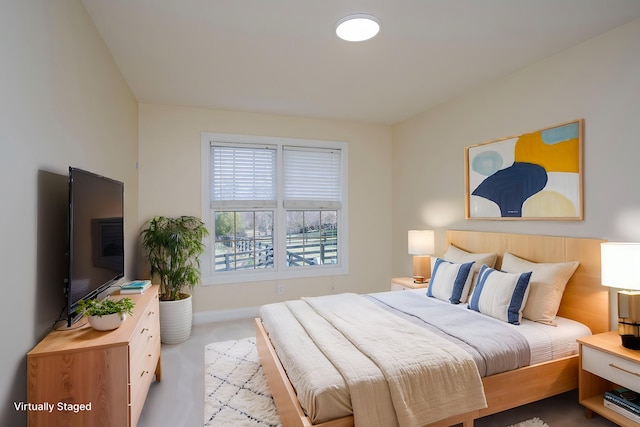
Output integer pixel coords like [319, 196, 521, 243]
[120, 280, 152, 294]
[604, 387, 640, 423]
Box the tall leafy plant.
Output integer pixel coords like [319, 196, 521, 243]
[141, 216, 209, 301]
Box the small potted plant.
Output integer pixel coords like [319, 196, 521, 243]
[141, 215, 208, 344]
[77, 297, 135, 331]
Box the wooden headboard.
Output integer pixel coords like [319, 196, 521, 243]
[446, 230, 609, 334]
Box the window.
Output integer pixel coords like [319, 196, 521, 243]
[210, 144, 276, 273]
[201, 133, 348, 284]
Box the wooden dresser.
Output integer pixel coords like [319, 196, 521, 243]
[27, 285, 161, 427]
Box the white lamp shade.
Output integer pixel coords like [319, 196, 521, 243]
[408, 230, 435, 255]
[601, 242, 640, 290]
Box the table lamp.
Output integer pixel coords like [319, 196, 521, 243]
[408, 230, 435, 284]
[601, 242, 640, 349]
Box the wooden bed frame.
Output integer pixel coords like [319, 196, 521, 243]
[256, 230, 609, 427]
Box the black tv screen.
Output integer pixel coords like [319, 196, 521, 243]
[66, 167, 124, 326]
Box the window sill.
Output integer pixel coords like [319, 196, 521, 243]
[202, 264, 348, 285]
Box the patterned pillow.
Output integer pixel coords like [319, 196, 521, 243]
[427, 258, 475, 304]
[468, 264, 532, 324]
[444, 245, 498, 302]
[501, 252, 579, 325]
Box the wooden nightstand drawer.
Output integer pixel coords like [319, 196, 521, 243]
[582, 346, 640, 392]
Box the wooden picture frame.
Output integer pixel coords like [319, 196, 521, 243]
[465, 119, 584, 220]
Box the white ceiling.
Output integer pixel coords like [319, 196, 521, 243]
[82, 0, 640, 125]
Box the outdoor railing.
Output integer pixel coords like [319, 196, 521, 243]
[214, 240, 337, 271]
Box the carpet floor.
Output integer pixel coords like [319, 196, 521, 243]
[204, 337, 549, 427]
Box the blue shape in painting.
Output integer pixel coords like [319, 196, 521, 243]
[472, 162, 548, 217]
[541, 122, 578, 145]
[471, 151, 503, 176]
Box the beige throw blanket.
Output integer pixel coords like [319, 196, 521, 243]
[296, 293, 487, 427]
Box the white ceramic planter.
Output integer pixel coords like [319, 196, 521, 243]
[87, 313, 126, 331]
[159, 295, 193, 344]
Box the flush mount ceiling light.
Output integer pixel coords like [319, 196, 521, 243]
[335, 14, 380, 42]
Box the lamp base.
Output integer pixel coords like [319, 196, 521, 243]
[621, 334, 640, 350]
[412, 256, 431, 284]
[618, 291, 640, 349]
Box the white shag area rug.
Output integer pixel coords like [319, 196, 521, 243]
[507, 417, 550, 427]
[205, 337, 281, 426]
[204, 337, 549, 427]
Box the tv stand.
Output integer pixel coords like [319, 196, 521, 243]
[27, 285, 161, 426]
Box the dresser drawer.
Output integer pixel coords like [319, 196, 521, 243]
[130, 296, 160, 362]
[129, 294, 160, 390]
[129, 321, 160, 427]
[582, 345, 640, 391]
[127, 290, 160, 426]
[130, 334, 160, 423]
[130, 333, 160, 383]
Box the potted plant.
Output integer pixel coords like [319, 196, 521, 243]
[77, 297, 135, 331]
[141, 215, 208, 344]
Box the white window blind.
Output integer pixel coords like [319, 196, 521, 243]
[211, 144, 277, 208]
[283, 146, 342, 209]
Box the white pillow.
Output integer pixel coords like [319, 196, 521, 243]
[501, 252, 579, 325]
[468, 264, 532, 324]
[427, 258, 475, 304]
[444, 245, 498, 302]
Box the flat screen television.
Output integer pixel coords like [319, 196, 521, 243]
[66, 167, 124, 326]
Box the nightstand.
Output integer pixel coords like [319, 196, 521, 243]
[578, 331, 640, 426]
[391, 277, 429, 291]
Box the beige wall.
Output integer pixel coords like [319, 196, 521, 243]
[0, 1, 138, 425]
[138, 104, 393, 313]
[392, 18, 640, 278]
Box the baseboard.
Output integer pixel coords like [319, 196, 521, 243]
[193, 306, 260, 324]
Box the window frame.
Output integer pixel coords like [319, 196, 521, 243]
[201, 133, 349, 285]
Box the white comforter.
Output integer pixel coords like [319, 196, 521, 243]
[288, 293, 487, 427]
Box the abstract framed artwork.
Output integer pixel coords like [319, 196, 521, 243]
[465, 119, 583, 220]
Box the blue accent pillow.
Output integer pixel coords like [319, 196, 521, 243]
[427, 258, 475, 304]
[468, 264, 532, 324]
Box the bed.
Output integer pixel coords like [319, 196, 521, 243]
[255, 230, 609, 427]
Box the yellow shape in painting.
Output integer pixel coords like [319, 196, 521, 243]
[522, 191, 576, 217]
[514, 132, 579, 173]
